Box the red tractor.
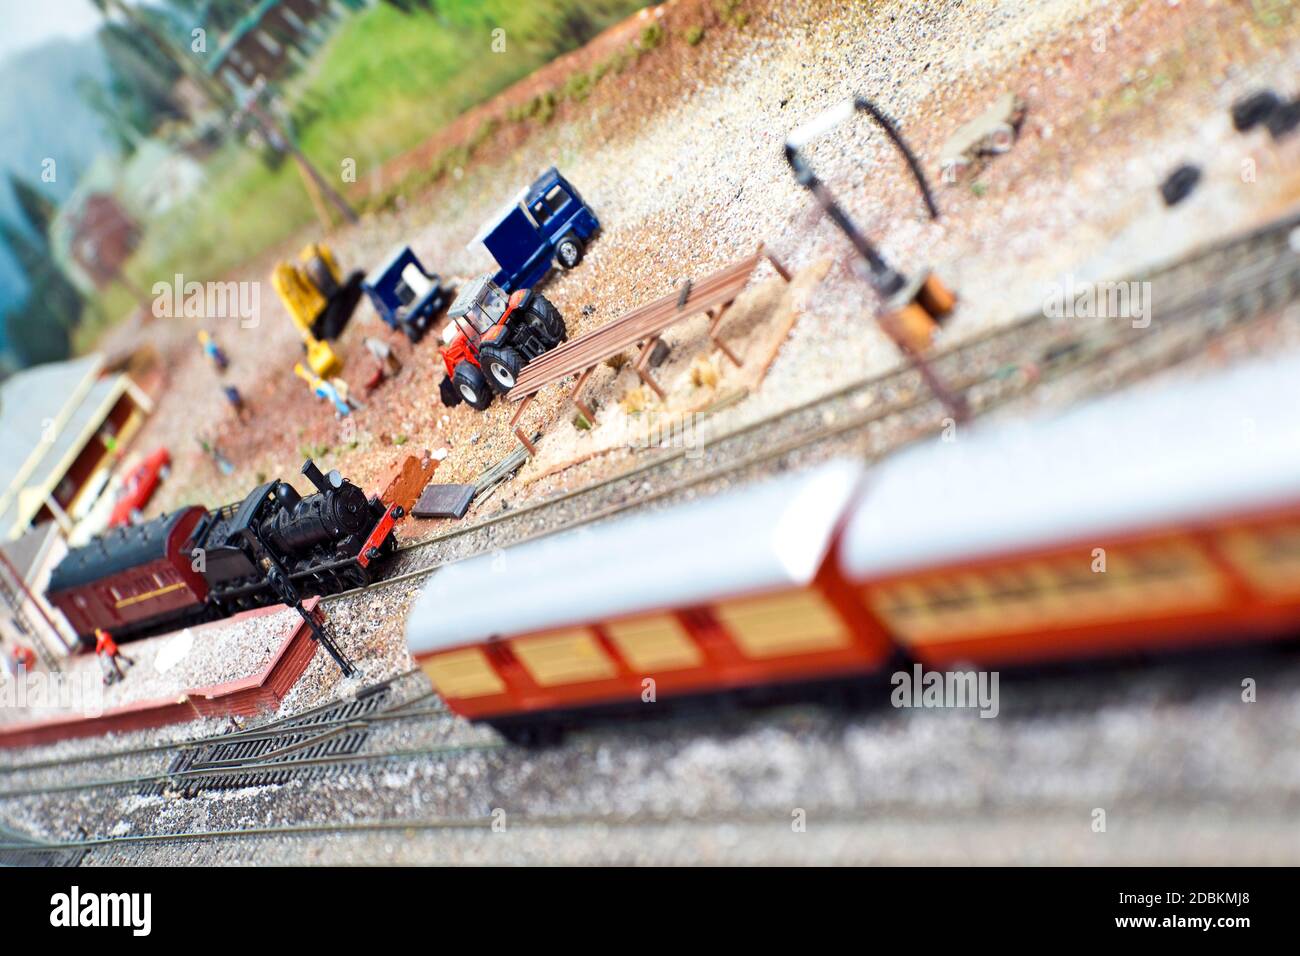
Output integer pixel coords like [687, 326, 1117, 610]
[438, 274, 567, 410]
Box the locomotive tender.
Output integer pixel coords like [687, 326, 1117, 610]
[47, 460, 400, 648]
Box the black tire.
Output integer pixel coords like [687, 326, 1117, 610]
[529, 293, 567, 345]
[1232, 90, 1281, 132]
[452, 362, 492, 410]
[438, 375, 463, 408]
[1266, 99, 1300, 141]
[479, 344, 525, 394]
[555, 235, 583, 269]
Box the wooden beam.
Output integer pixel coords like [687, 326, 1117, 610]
[509, 391, 540, 456]
[570, 365, 597, 425]
[634, 336, 667, 400]
[760, 242, 792, 282]
[708, 302, 742, 368]
[509, 391, 535, 427]
[514, 428, 539, 456]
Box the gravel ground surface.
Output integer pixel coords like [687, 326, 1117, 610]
[0, 607, 306, 728]
[11, 642, 1300, 864]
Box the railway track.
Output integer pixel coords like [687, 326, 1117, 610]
[0, 672, 498, 800]
[2, 212, 1298, 866]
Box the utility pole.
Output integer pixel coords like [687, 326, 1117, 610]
[241, 82, 359, 229]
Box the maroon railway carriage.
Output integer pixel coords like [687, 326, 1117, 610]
[47, 507, 210, 642]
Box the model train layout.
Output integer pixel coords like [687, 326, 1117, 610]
[3, 0, 1300, 874]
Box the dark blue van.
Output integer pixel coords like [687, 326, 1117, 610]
[472, 167, 599, 293]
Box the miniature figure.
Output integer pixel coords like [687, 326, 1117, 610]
[295, 363, 359, 418]
[94, 628, 134, 685]
[197, 437, 235, 475]
[223, 384, 250, 422]
[9, 644, 35, 675]
[198, 329, 229, 372]
[365, 336, 402, 377]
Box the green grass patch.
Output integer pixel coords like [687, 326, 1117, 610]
[84, 0, 652, 345]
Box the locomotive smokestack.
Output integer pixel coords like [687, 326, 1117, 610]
[301, 459, 331, 494]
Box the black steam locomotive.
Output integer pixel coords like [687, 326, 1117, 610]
[47, 461, 400, 672]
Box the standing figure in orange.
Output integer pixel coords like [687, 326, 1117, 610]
[9, 644, 35, 676]
[94, 628, 134, 685]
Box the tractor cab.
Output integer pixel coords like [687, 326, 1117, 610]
[446, 274, 512, 347]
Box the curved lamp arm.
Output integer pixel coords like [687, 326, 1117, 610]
[784, 96, 939, 296]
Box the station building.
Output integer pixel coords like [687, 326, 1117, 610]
[0, 354, 153, 544]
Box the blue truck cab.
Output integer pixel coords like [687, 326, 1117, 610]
[362, 245, 452, 342]
[471, 167, 599, 293]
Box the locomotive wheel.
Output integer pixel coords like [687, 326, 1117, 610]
[556, 236, 583, 269]
[480, 344, 525, 394]
[529, 294, 567, 345]
[438, 375, 463, 408]
[453, 362, 492, 410]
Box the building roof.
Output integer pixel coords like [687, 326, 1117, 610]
[0, 523, 61, 587]
[0, 354, 131, 541]
[406, 460, 865, 654]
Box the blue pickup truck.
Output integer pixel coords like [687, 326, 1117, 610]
[471, 167, 599, 293]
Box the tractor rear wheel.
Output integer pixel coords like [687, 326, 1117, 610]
[480, 345, 525, 394]
[529, 294, 567, 345]
[438, 375, 463, 408]
[452, 363, 492, 410]
[556, 236, 583, 269]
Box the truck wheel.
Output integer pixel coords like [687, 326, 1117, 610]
[438, 375, 463, 408]
[453, 363, 492, 410]
[480, 345, 525, 394]
[556, 236, 583, 269]
[529, 294, 567, 345]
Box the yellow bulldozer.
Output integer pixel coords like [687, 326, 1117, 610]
[272, 243, 365, 378]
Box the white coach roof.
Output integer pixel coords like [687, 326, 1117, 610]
[406, 460, 864, 653]
[841, 350, 1300, 579]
